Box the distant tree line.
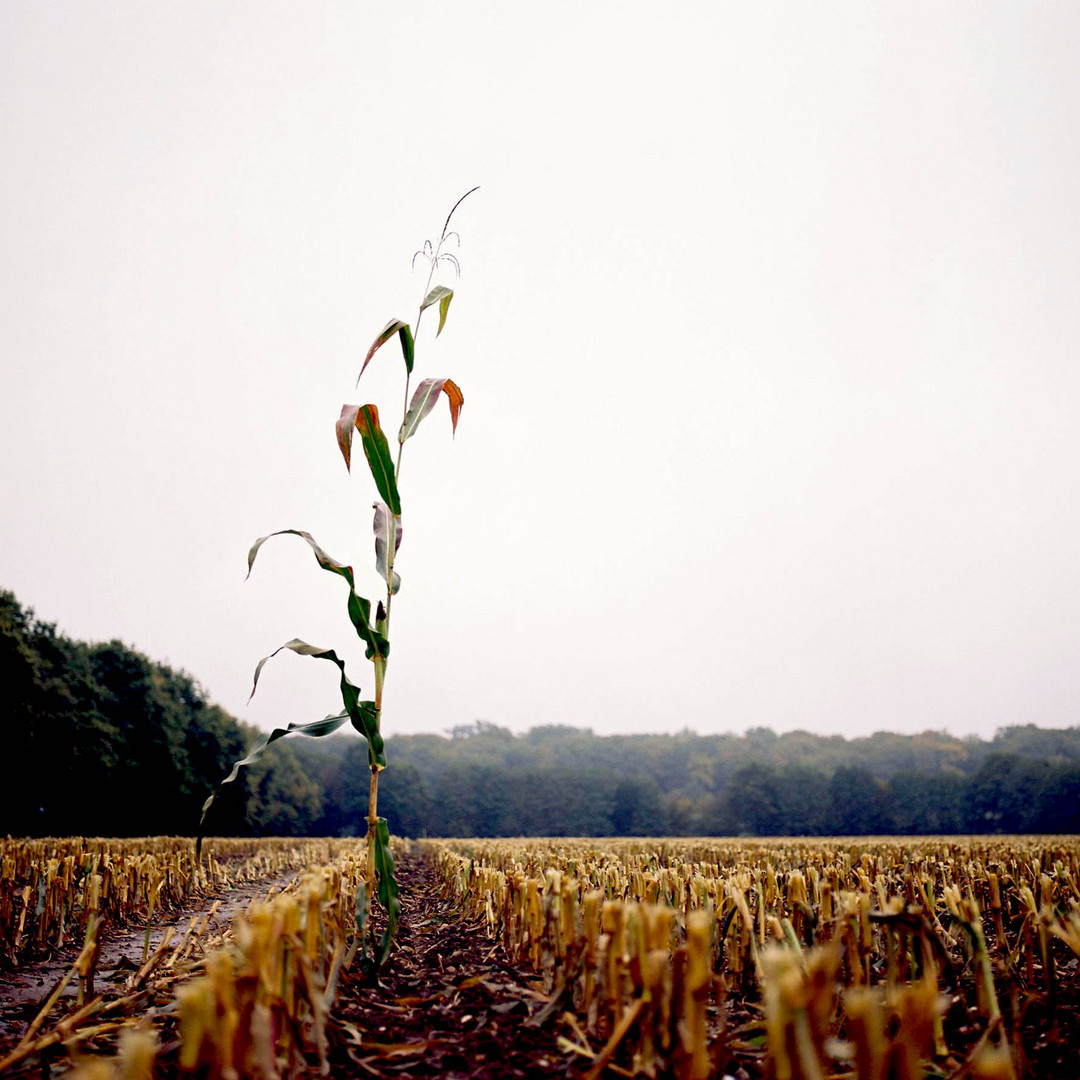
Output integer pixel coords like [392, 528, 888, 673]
[5, 588, 1080, 839]
[305, 722, 1080, 838]
[1, 589, 318, 837]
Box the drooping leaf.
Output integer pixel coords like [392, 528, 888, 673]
[372, 502, 402, 595]
[197, 710, 350, 859]
[399, 378, 444, 443]
[398, 378, 464, 443]
[247, 529, 355, 586]
[420, 285, 453, 337]
[361, 319, 414, 380]
[245, 527, 388, 659]
[248, 638, 386, 768]
[354, 404, 401, 514]
[437, 291, 453, 336]
[336, 404, 361, 472]
[442, 378, 464, 434]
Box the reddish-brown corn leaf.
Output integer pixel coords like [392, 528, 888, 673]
[399, 378, 465, 443]
[361, 318, 414, 381]
[420, 286, 453, 337]
[336, 404, 361, 472]
[443, 378, 464, 434]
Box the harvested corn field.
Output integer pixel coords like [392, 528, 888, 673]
[2, 835, 1079, 1079]
[429, 836, 1080, 1079]
[0, 837, 560, 1080]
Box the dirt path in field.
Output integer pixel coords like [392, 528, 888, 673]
[331, 850, 587, 1079]
[0, 868, 301, 1050]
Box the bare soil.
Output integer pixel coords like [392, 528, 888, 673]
[326, 850, 585, 1079]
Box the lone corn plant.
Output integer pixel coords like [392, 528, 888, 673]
[198, 189, 478, 971]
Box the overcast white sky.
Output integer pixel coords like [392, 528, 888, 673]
[3, 3, 1080, 743]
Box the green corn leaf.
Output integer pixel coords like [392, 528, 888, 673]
[398, 378, 464, 443]
[352, 700, 384, 769]
[372, 602, 389, 685]
[437, 291, 453, 336]
[372, 502, 402, 595]
[400, 324, 415, 373]
[420, 285, 453, 337]
[248, 638, 386, 767]
[371, 817, 400, 968]
[355, 878, 369, 939]
[354, 404, 401, 513]
[346, 590, 390, 660]
[337, 403, 401, 512]
[361, 318, 414, 380]
[197, 709, 350, 859]
[245, 528, 388, 659]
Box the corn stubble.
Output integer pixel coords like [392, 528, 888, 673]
[0, 836, 372, 1079]
[431, 835, 1080, 1078]
[0, 837, 319, 966]
[3, 834, 1079, 1078]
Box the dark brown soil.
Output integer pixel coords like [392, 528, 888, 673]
[328, 851, 586, 1079]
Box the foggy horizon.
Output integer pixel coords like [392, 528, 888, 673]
[4, 4, 1080, 744]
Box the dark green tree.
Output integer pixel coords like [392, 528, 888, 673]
[828, 766, 893, 835]
[966, 754, 1051, 833]
[777, 763, 831, 835]
[720, 762, 786, 835]
[611, 776, 668, 836]
[888, 770, 966, 834]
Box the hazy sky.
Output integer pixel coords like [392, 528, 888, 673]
[3, 3, 1080, 743]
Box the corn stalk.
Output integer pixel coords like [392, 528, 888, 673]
[197, 191, 477, 972]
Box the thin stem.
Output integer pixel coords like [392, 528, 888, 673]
[388, 188, 476, 601]
[391, 240, 435, 490]
[367, 654, 386, 884]
[366, 765, 379, 886]
[366, 189, 477, 886]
